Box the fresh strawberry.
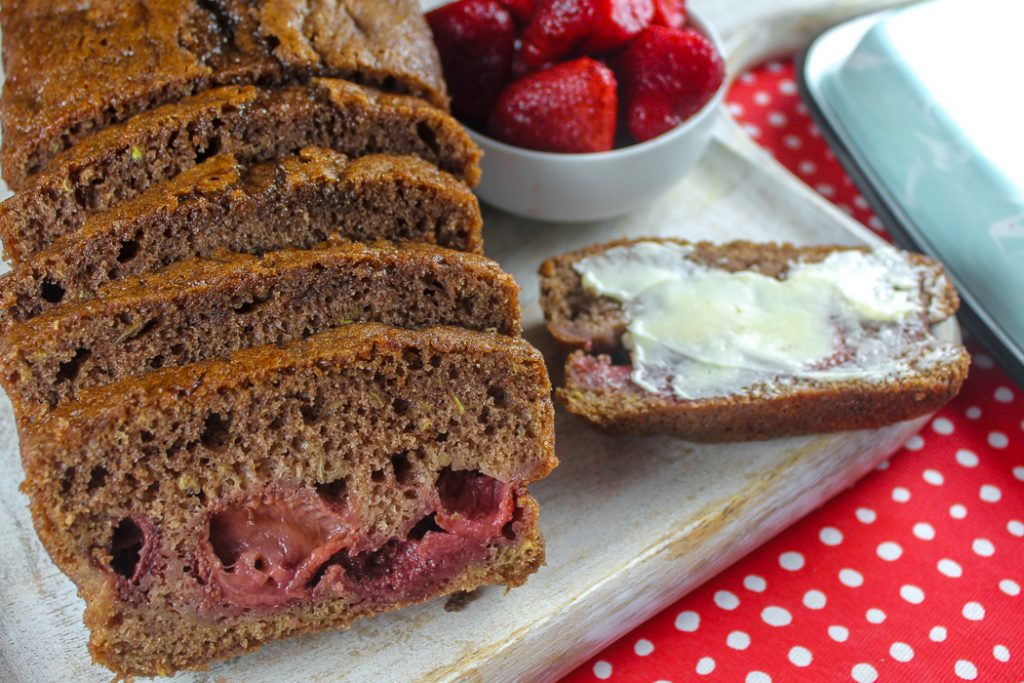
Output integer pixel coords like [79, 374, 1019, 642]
[427, 0, 517, 127]
[619, 26, 724, 141]
[651, 0, 686, 28]
[579, 0, 654, 54]
[498, 0, 536, 22]
[515, 0, 593, 74]
[488, 57, 618, 153]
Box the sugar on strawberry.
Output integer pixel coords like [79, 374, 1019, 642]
[619, 25, 724, 142]
[488, 57, 618, 153]
[427, 0, 517, 127]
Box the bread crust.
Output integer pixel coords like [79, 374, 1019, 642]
[540, 238, 969, 441]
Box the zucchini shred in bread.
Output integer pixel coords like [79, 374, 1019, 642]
[0, 0, 448, 184]
[20, 323, 556, 676]
[0, 79, 481, 262]
[540, 238, 969, 441]
[0, 147, 483, 329]
[0, 240, 520, 425]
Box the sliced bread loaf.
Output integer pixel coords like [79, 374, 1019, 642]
[0, 0, 447, 184]
[21, 323, 556, 677]
[0, 148, 483, 330]
[0, 80, 480, 262]
[540, 238, 970, 441]
[1, 240, 520, 424]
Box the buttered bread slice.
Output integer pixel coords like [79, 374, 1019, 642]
[0, 241, 520, 426]
[21, 323, 556, 677]
[540, 238, 969, 441]
[0, 149, 483, 330]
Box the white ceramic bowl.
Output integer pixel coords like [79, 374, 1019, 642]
[467, 8, 726, 223]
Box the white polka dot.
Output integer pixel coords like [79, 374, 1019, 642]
[762, 606, 792, 627]
[938, 559, 963, 578]
[913, 522, 936, 540]
[809, 124, 822, 137]
[930, 626, 948, 642]
[900, 584, 925, 604]
[675, 610, 700, 632]
[767, 61, 784, 72]
[1013, 466, 1024, 481]
[868, 216, 884, 231]
[784, 134, 803, 149]
[767, 112, 787, 127]
[866, 608, 886, 624]
[851, 662, 878, 682]
[789, 646, 813, 667]
[837, 203, 854, 215]
[966, 406, 981, 420]
[746, 672, 771, 683]
[728, 103, 745, 116]
[714, 590, 740, 610]
[989, 431, 1009, 449]
[973, 538, 995, 557]
[980, 484, 1002, 502]
[999, 579, 1020, 596]
[744, 574, 766, 592]
[956, 449, 979, 467]
[892, 486, 911, 503]
[923, 468, 945, 485]
[994, 645, 1010, 662]
[995, 386, 1014, 402]
[727, 631, 751, 650]
[950, 503, 968, 519]
[904, 434, 924, 450]
[876, 459, 890, 471]
[819, 527, 843, 546]
[974, 353, 994, 369]
[804, 589, 827, 609]
[962, 601, 985, 621]
[932, 417, 954, 434]
[798, 160, 816, 175]
[593, 660, 612, 679]
[829, 625, 849, 642]
[890, 642, 914, 662]
[696, 656, 715, 675]
[740, 72, 756, 83]
[779, 551, 805, 571]
[778, 79, 797, 95]
[754, 91, 771, 105]
[1008, 520, 1024, 537]
[840, 568, 864, 587]
[634, 638, 653, 656]
[877, 541, 903, 561]
[853, 195, 869, 209]
[743, 123, 761, 138]
[955, 659, 978, 680]
[856, 507, 876, 524]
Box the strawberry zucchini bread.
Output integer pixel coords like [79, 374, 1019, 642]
[541, 238, 970, 441]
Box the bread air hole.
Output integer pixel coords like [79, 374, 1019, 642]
[56, 347, 91, 383]
[109, 518, 144, 581]
[40, 280, 66, 304]
[200, 412, 231, 450]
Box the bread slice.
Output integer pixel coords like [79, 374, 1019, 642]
[0, 240, 520, 425]
[21, 323, 556, 677]
[0, 79, 481, 262]
[0, 0, 447, 184]
[0, 148, 483, 330]
[540, 238, 970, 441]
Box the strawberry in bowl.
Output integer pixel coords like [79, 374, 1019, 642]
[425, 0, 727, 221]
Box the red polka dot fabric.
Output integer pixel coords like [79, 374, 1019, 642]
[561, 60, 1024, 683]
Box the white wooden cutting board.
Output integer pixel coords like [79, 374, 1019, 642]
[0, 1, 943, 681]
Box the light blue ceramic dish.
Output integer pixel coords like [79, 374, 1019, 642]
[800, 0, 1024, 386]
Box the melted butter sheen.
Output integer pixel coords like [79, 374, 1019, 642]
[574, 242, 946, 400]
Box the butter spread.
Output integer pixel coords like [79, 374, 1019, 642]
[573, 242, 958, 400]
